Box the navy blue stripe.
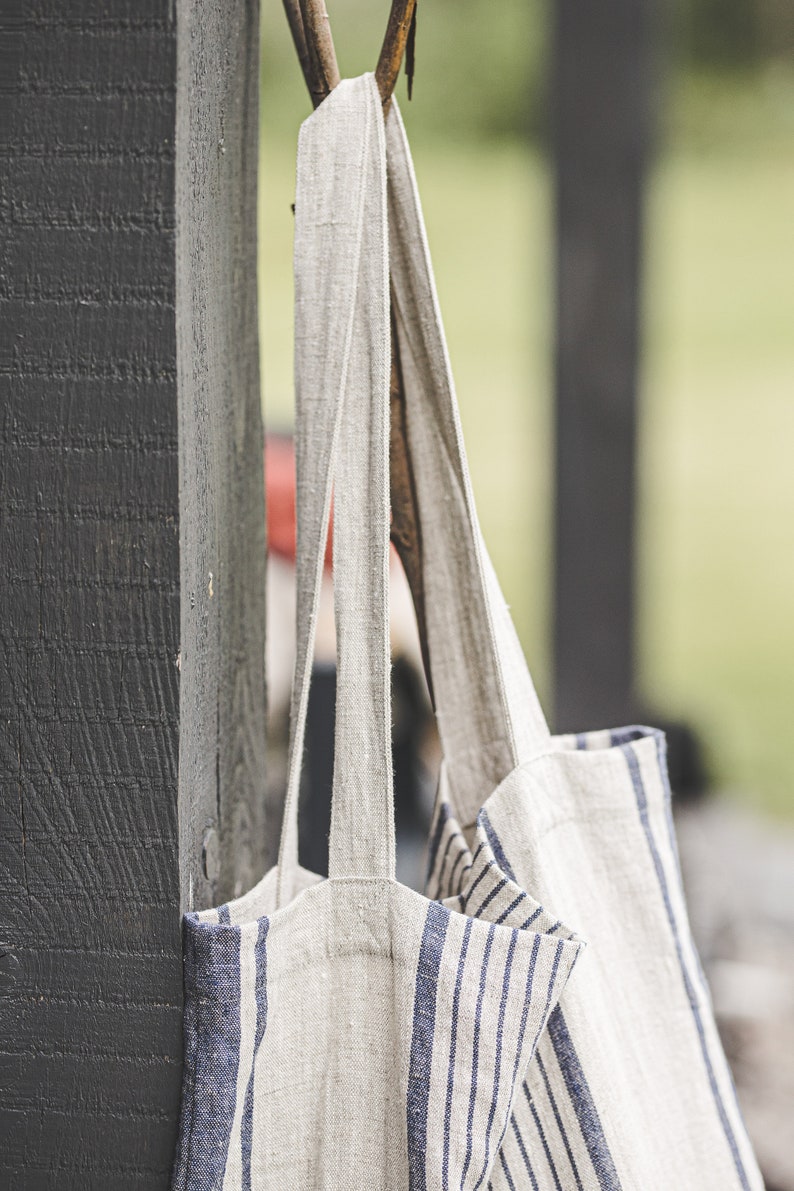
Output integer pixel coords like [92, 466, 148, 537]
[608, 726, 647, 748]
[456, 841, 485, 896]
[442, 917, 474, 1190]
[480, 809, 517, 881]
[461, 924, 497, 1185]
[521, 728, 619, 1189]
[489, 932, 541, 1168]
[653, 733, 679, 863]
[407, 900, 450, 1191]
[171, 927, 201, 1190]
[530, 948, 623, 1191]
[472, 930, 518, 1189]
[510, 1117, 540, 1191]
[461, 858, 494, 908]
[654, 733, 711, 999]
[536, 1050, 584, 1190]
[499, 1148, 517, 1191]
[241, 918, 270, 1191]
[473, 877, 508, 920]
[217, 905, 231, 924]
[433, 831, 457, 899]
[185, 925, 243, 1188]
[426, 801, 451, 886]
[622, 743, 752, 1191]
[519, 907, 543, 931]
[496, 890, 527, 925]
[527, 940, 564, 1058]
[547, 1008, 622, 1190]
[447, 844, 466, 894]
[524, 1083, 564, 1191]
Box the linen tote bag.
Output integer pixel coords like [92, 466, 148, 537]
[171, 75, 584, 1191]
[381, 90, 764, 1190]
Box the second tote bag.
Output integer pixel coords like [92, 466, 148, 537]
[382, 80, 763, 1191]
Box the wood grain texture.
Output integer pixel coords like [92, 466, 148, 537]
[0, 2, 181, 1185]
[175, 0, 268, 910]
[0, 0, 266, 1184]
[551, 0, 656, 732]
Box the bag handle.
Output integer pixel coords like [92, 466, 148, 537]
[384, 102, 552, 827]
[276, 75, 394, 907]
[277, 77, 553, 907]
[283, 1, 550, 833]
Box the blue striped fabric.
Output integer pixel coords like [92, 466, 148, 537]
[619, 740, 754, 1191]
[240, 919, 270, 1191]
[426, 807, 618, 1191]
[425, 728, 763, 1190]
[173, 845, 583, 1190]
[171, 912, 245, 1191]
[172, 754, 761, 1190]
[407, 901, 449, 1190]
[172, 73, 762, 1190]
[407, 831, 584, 1190]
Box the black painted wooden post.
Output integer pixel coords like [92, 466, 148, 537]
[0, 2, 265, 1186]
[552, 0, 655, 732]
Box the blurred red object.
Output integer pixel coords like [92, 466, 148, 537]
[266, 432, 398, 573]
[265, 432, 333, 571]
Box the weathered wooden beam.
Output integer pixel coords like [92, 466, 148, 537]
[552, 0, 655, 732]
[0, 0, 265, 1184]
[176, 0, 267, 909]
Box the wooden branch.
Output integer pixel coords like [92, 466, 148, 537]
[297, 0, 341, 107]
[280, 0, 313, 95]
[285, 0, 418, 109]
[376, 0, 418, 109]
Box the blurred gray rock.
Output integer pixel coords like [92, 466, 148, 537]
[676, 800, 794, 1190]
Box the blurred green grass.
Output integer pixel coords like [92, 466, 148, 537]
[641, 70, 794, 815]
[258, 53, 794, 816]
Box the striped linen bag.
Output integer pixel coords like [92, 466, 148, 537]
[383, 81, 764, 1191]
[171, 75, 584, 1190]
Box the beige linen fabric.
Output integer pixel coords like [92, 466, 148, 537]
[383, 95, 763, 1190]
[171, 70, 762, 1191]
[171, 75, 582, 1191]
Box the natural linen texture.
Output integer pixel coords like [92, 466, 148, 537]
[171, 75, 583, 1191]
[382, 84, 764, 1191]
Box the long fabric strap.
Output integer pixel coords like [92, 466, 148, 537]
[385, 102, 551, 826]
[277, 76, 394, 905]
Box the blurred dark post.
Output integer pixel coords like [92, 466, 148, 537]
[552, 0, 655, 732]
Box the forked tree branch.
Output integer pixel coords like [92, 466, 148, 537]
[297, 0, 341, 108]
[283, 0, 417, 109]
